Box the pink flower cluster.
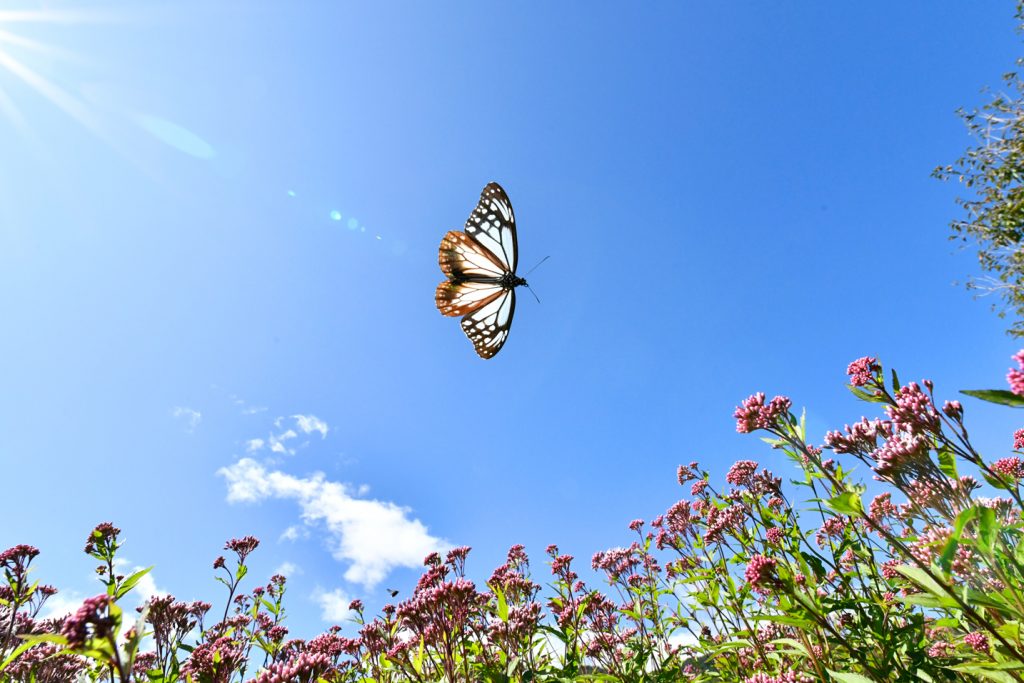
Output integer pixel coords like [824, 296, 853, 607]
[744, 554, 776, 591]
[1008, 350, 1024, 395]
[60, 594, 114, 649]
[734, 393, 792, 433]
[824, 418, 891, 454]
[252, 652, 332, 683]
[964, 631, 989, 653]
[993, 456, 1024, 480]
[886, 382, 940, 435]
[847, 356, 879, 387]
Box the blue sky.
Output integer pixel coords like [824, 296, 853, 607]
[2, 1, 1024, 636]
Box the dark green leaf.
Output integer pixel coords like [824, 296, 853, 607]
[961, 389, 1024, 407]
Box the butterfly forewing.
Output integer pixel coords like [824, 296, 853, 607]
[464, 182, 517, 273]
[460, 289, 516, 359]
[438, 231, 506, 280]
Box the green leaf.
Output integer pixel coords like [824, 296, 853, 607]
[490, 582, 509, 622]
[937, 445, 959, 479]
[949, 666, 1018, 683]
[116, 566, 154, 600]
[961, 389, 1024, 407]
[825, 490, 863, 515]
[412, 635, 425, 675]
[828, 671, 876, 682]
[850, 386, 886, 403]
[891, 368, 901, 392]
[939, 507, 978, 572]
[899, 593, 959, 609]
[0, 640, 37, 673]
[894, 565, 950, 598]
[977, 505, 998, 556]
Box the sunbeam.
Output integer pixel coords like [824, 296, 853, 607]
[0, 49, 101, 134]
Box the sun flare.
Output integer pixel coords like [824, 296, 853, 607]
[0, 6, 109, 134]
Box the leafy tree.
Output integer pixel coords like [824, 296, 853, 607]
[935, 3, 1024, 336]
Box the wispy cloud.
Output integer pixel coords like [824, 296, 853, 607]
[311, 586, 352, 623]
[39, 589, 85, 619]
[172, 407, 201, 433]
[219, 458, 449, 588]
[293, 414, 328, 438]
[275, 561, 302, 577]
[269, 429, 298, 455]
[279, 525, 310, 542]
[244, 415, 327, 456]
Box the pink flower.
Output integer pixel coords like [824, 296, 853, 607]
[744, 554, 776, 591]
[60, 594, 114, 649]
[766, 527, 784, 544]
[964, 631, 989, 653]
[726, 460, 758, 487]
[847, 356, 879, 386]
[886, 382, 940, 434]
[1016, 429, 1024, 451]
[993, 456, 1024, 480]
[943, 400, 963, 419]
[224, 536, 260, 563]
[676, 462, 700, 484]
[734, 393, 792, 433]
[690, 479, 708, 496]
[1008, 350, 1024, 395]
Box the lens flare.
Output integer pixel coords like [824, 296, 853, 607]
[0, 7, 109, 135]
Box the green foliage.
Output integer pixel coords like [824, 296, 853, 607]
[935, 3, 1024, 336]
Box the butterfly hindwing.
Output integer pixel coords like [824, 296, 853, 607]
[435, 280, 504, 318]
[464, 182, 517, 273]
[460, 288, 516, 359]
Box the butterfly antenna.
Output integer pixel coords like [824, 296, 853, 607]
[525, 255, 551, 276]
[525, 284, 541, 304]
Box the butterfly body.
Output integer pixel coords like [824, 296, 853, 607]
[435, 182, 524, 359]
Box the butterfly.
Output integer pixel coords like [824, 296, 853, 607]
[435, 182, 527, 359]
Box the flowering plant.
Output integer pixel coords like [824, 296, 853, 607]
[4, 354, 1024, 681]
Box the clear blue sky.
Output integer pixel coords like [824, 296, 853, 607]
[2, 1, 1023, 636]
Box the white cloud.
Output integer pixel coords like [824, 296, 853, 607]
[275, 561, 302, 577]
[269, 429, 298, 455]
[312, 586, 352, 623]
[40, 590, 85, 620]
[115, 559, 168, 606]
[245, 438, 265, 452]
[279, 525, 310, 542]
[40, 563, 165, 621]
[172, 407, 201, 433]
[293, 414, 329, 438]
[219, 458, 448, 588]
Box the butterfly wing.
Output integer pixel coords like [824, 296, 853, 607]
[435, 280, 504, 317]
[464, 182, 517, 274]
[460, 288, 516, 359]
[438, 230, 506, 280]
